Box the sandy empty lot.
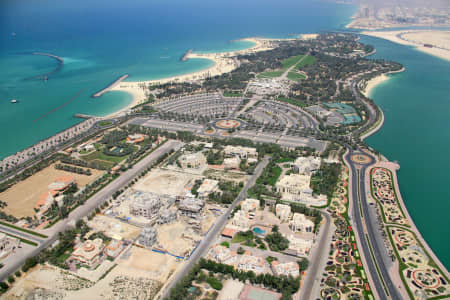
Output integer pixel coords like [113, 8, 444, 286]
[133, 168, 201, 196]
[87, 215, 141, 240]
[119, 246, 180, 281]
[157, 221, 201, 257]
[0, 163, 104, 218]
[5, 248, 179, 300]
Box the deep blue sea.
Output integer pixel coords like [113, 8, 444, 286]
[1, 0, 449, 269]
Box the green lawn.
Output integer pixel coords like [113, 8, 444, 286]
[257, 70, 284, 78]
[231, 233, 247, 244]
[98, 120, 113, 127]
[83, 150, 127, 164]
[268, 165, 282, 186]
[296, 55, 316, 69]
[276, 97, 307, 108]
[287, 71, 306, 82]
[281, 55, 304, 69]
[257, 54, 307, 79]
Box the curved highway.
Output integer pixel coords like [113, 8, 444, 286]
[345, 148, 401, 300]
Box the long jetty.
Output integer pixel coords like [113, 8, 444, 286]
[180, 49, 193, 62]
[92, 74, 129, 98]
[23, 52, 64, 80]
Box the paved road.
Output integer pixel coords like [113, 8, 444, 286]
[298, 211, 332, 300]
[160, 156, 271, 299]
[0, 140, 183, 281]
[345, 149, 401, 300]
[0, 225, 45, 244]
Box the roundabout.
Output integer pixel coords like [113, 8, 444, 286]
[213, 118, 243, 130]
[350, 153, 372, 165]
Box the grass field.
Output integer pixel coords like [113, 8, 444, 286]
[257, 70, 284, 78]
[0, 164, 103, 217]
[98, 121, 113, 127]
[257, 54, 306, 78]
[296, 55, 316, 69]
[276, 97, 307, 108]
[287, 71, 306, 82]
[282, 55, 305, 69]
[82, 150, 128, 165]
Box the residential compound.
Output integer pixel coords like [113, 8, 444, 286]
[290, 213, 314, 233]
[275, 204, 291, 222]
[223, 157, 241, 170]
[271, 261, 300, 277]
[238, 251, 266, 274]
[223, 146, 258, 160]
[276, 174, 312, 198]
[70, 239, 104, 267]
[241, 198, 259, 213]
[197, 179, 220, 199]
[276, 173, 326, 206]
[207, 246, 266, 274]
[290, 156, 321, 175]
[232, 210, 250, 231]
[206, 244, 238, 265]
[178, 152, 206, 169]
[36, 176, 77, 219]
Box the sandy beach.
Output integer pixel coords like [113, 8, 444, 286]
[104, 37, 275, 118]
[361, 30, 450, 62]
[363, 74, 390, 98]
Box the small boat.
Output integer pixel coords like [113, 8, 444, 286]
[11, 99, 18, 104]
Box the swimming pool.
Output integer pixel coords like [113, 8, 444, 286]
[252, 227, 266, 235]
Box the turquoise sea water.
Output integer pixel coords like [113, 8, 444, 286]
[0, 0, 354, 159]
[361, 35, 450, 269]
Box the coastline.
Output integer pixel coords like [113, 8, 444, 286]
[105, 35, 320, 118]
[362, 74, 389, 98]
[361, 30, 450, 62]
[359, 66, 450, 280]
[104, 37, 275, 118]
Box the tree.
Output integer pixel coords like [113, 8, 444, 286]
[298, 258, 309, 271]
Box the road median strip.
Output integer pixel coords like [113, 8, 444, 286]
[0, 221, 47, 238]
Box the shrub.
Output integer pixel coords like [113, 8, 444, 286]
[206, 276, 223, 290]
[220, 241, 230, 248]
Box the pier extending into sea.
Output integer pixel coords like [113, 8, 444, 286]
[92, 74, 129, 98]
[180, 49, 193, 62]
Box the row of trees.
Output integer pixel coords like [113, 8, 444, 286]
[54, 164, 91, 175]
[60, 156, 108, 170]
